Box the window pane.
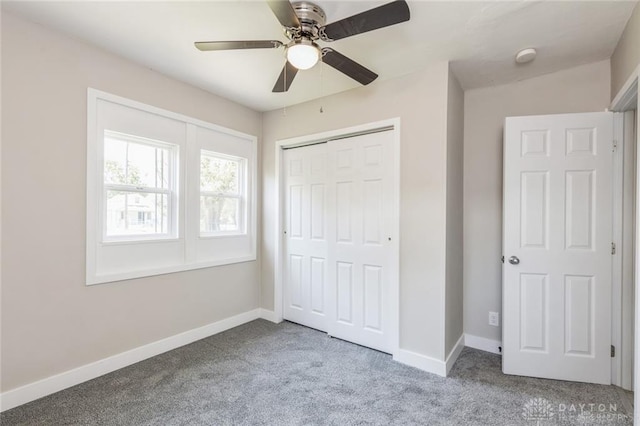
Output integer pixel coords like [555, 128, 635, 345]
[104, 135, 170, 189]
[200, 196, 240, 233]
[104, 137, 128, 184]
[200, 154, 239, 194]
[106, 190, 169, 236]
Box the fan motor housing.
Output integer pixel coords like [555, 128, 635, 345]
[291, 1, 326, 39]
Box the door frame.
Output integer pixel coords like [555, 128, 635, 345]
[611, 111, 635, 390]
[609, 64, 638, 420]
[273, 118, 401, 356]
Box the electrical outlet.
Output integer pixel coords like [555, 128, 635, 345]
[489, 311, 500, 327]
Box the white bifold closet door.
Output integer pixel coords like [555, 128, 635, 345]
[283, 130, 395, 353]
[283, 143, 330, 332]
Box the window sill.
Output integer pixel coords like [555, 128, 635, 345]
[198, 232, 247, 239]
[86, 254, 257, 286]
[100, 237, 180, 246]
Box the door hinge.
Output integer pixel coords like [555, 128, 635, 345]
[613, 139, 618, 151]
[611, 242, 616, 255]
[611, 345, 615, 358]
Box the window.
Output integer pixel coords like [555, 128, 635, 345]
[200, 151, 245, 235]
[103, 132, 177, 240]
[87, 89, 256, 285]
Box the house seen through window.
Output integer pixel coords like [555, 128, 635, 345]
[103, 131, 176, 239]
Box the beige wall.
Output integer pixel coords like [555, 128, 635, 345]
[463, 60, 611, 343]
[1, 13, 262, 392]
[261, 62, 452, 360]
[611, 2, 640, 100]
[444, 69, 464, 356]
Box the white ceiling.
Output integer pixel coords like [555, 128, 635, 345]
[3, 1, 637, 112]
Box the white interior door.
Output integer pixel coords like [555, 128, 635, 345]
[503, 112, 613, 384]
[282, 130, 395, 354]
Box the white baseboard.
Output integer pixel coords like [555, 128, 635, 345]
[0, 308, 262, 412]
[393, 349, 447, 377]
[445, 334, 465, 375]
[393, 334, 465, 378]
[464, 333, 502, 355]
[258, 308, 282, 323]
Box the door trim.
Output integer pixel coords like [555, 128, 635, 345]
[611, 111, 635, 390]
[273, 118, 401, 356]
[610, 64, 639, 112]
[610, 69, 639, 404]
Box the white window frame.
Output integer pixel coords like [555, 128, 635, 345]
[199, 150, 247, 238]
[87, 88, 257, 285]
[102, 131, 179, 242]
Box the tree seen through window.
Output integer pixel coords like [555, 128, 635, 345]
[200, 153, 243, 234]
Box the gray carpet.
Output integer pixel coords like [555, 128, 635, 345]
[1, 319, 634, 425]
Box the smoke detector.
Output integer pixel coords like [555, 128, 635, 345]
[515, 48, 537, 64]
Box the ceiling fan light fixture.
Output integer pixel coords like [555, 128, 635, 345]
[286, 39, 320, 70]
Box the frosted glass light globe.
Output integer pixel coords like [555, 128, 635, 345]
[286, 41, 320, 70]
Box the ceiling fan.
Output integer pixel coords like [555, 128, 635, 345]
[195, 0, 411, 93]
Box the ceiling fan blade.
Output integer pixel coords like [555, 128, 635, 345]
[195, 40, 283, 51]
[321, 48, 378, 86]
[272, 61, 299, 93]
[266, 0, 301, 29]
[320, 0, 410, 41]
